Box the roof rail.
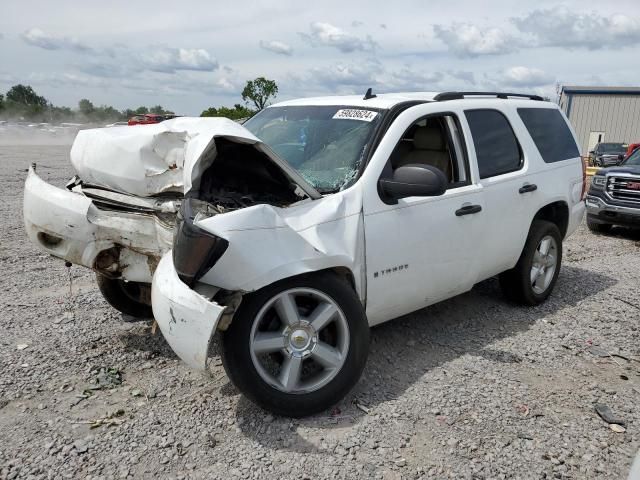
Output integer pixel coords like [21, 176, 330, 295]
[434, 91, 544, 102]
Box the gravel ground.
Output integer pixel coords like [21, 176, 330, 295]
[1, 144, 639, 480]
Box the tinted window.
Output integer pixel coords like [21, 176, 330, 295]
[518, 108, 580, 163]
[465, 110, 522, 179]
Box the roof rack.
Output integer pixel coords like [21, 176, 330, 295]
[434, 91, 544, 102]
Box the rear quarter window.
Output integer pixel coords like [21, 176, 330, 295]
[465, 109, 522, 179]
[517, 108, 580, 163]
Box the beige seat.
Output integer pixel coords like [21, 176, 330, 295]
[394, 127, 452, 181]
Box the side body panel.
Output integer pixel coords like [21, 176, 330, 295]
[359, 103, 486, 325]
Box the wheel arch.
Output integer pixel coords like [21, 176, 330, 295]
[532, 201, 570, 239]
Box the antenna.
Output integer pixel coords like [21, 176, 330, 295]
[363, 88, 377, 100]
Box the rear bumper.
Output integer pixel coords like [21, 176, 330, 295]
[23, 166, 172, 282]
[151, 253, 226, 370]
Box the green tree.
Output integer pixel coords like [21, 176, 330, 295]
[6, 84, 48, 107]
[49, 106, 74, 123]
[150, 105, 165, 114]
[200, 107, 218, 117]
[200, 104, 255, 120]
[135, 106, 149, 114]
[241, 77, 278, 111]
[0, 94, 4, 112]
[78, 98, 95, 116]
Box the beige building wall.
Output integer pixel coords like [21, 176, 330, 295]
[559, 88, 640, 154]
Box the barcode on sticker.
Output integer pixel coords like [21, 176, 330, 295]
[332, 109, 378, 122]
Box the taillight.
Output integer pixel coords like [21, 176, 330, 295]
[172, 198, 228, 288]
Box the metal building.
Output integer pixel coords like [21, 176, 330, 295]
[558, 86, 640, 154]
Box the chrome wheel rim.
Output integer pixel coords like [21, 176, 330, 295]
[249, 288, 350, 394]
[531, 235, 558, 294]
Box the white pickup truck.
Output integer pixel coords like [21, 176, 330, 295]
[24, 91, 586, 416]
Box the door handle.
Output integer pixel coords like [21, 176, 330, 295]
[455, 204, 482, 216]
[519, 183, 538, 194]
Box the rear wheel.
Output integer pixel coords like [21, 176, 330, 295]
[499, 220, 562, 306]
[95, 273, 152, 318]
[221, 272, 369, 417]
[587, 217, 612, 233]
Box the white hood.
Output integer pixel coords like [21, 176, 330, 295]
[70, 117, 319, 199]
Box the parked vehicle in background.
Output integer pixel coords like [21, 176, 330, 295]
[625, 142, 640, 158]
[24, 91, 586, 416]
[586, 147, 640, 232]
[589, 142, 627, 167]
[128, 114, 167, 126]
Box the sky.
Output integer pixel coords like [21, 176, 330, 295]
[1, 0, 640, 115]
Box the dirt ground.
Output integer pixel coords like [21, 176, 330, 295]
[1, 144, 639, 479]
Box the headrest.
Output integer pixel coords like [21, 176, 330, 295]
[413, 127, 444, 150]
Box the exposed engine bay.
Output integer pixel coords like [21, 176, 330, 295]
[188, 137, 303, 216]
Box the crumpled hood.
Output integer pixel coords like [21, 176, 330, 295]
[70, 117, 319, 199]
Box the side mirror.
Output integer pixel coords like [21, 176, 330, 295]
[379, 164, 447, 204]
[618, 154, 625, 162]
[589, 150, 595, 155]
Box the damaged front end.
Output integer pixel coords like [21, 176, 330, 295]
[23, 165, 177, 283]
[25, 114, 368, 373]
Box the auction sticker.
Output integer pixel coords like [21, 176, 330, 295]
[332, 109, 378, 122]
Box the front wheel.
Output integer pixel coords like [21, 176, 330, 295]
[221, 272, 369, 417]
[499, 220, 562, 305]
[95, 274, 152, 318]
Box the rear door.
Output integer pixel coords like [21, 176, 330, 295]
[461, 108, 539, 280]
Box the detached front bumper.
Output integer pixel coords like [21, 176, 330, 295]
[586, 195, 640, 225]
[23, 166, 172, 282]
[151, 253, 226, 370]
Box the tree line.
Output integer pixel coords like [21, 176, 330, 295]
[0, 77, 279, 124]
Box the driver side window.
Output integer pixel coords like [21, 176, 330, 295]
[387, 114, 470, 189]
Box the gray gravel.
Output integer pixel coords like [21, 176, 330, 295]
[1, 144, 639, 479]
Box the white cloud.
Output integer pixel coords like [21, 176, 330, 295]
[500, 66, 554, 87]
[448, 70, 476, 85]
[433, 23, 516, 57]
[513, 8, 640, 50]
[28, 72, 109, 88]
[387, 67, 444, 90]
[214, 77, 240, 93]
[21, 28, 91, 53]
[141, 47, 218, 73]
[259, 40, 293, 56]
[300, 22, 376, 53]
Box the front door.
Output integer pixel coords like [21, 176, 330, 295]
[362, 106, 484, 325]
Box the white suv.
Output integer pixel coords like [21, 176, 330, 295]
[24, 91, 586, 416]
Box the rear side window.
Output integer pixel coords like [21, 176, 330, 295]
[518, 108, 579, 163]
[465, 109, 522, 179]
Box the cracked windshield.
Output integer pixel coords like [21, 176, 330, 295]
[243, 105, 382, 192]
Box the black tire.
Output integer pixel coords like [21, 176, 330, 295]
[499, 220, 562, 306]
[586, 217, 612, 233]
[95, 273, 153, 318]
[221, 272, 369, 417]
